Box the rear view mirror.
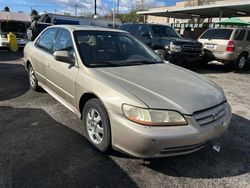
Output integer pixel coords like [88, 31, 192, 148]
[53, 50, 74, 64]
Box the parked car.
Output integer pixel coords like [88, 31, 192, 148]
[119, 23, 203, 64]
[0, 11, 31, 48]
[198, 28, 250, 70]
[27, 13, 121, 41]
[23, 25, 231, 158]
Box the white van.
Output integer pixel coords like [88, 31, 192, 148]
[0, 11, 31, 48]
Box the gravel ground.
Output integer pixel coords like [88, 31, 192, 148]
[0, 50, 250, 188]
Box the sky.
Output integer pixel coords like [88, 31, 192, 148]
[0, 0, 181, 15]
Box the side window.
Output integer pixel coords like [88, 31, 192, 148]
[53, 29, 74, 55]
[234, 30, 246, 41]
[247, 31, 250, 41]
[119, 24, 130, 31]
[138, 25, 150, 37]
[129, 25, 139, 36]
[36, 28, 58, 52]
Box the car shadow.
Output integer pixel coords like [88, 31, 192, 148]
[0, 50, 23, 61]
[189, 62, 250, 74]
[0, 63, 30, 101]
[0, 106, 137, 188]
[144, 113, 250, 179]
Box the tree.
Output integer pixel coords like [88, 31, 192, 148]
[31, 9, 38, 16]
[30, 9, 40, 22]
[119, 10, 145, 23]
[3, 6, 10, 12]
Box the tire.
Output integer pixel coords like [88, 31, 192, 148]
[234, 54, 248, 71]
[83, 98, 111, 152]
[28, 65, 39, 91]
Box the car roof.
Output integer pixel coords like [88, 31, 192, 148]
[206, 27, 250, 30]
[121, 23, 171, 27]
[48, 25, 126, 33]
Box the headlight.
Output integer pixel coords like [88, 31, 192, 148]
[170, 42, 182, 52]
[122, 104, 187, 126]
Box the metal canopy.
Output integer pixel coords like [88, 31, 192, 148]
[137, 1, 250, 19]
[0, 12, 31, 22]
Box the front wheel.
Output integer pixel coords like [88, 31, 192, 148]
[83, 98, 111, 152]
[234, 54, 248, 71]
[28, 65, 39, 91]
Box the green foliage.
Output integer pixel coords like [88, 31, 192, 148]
[31, 9, 38, 16]
[4, 6, 10, 12]
[119, 10, 144, 23]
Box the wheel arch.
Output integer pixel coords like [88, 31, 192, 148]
[79, 92, 107, 119]
[239, 51, 249, 58]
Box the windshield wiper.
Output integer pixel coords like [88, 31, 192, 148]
[127, 60, 163, 65]
[87, 61, 122, 67]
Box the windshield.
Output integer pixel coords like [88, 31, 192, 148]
[200, 29, 233, 40]
[151, 25, 180, 38]
[74, 31, 163, 67]
[1, 21, 26, 33]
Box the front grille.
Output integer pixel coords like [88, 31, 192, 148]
[183, 45, 202, 54]
[193, 102, 228, 127]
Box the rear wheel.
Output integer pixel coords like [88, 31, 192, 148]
[83, 98, 111, 152]
[234, 54, 248, 71]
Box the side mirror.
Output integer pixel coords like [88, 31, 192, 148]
[53, 50, 74, 64]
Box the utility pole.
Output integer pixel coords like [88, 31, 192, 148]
[117, 0, 119, 16]
[94, 0, 97, 16]
[75, 4, 78, 16]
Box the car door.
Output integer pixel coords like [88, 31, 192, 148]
[46, 28, 79, 108]
[246, 31, 250, 56]
[136, 25, 152, 46]
[32, 28, 58, 86]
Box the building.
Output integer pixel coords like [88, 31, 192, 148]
[145, 0, 250, 25]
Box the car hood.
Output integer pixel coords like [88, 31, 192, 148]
[157, 37, 199, 44]
[95, 63, 226, 114]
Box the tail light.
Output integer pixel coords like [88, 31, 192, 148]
[226, 40, 235, 52]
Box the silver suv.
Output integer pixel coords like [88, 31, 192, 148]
[198, 28, 250, 70]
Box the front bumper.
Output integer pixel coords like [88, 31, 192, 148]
[110, 103, 231, 158]
[204, 50, 238, 62]
[168, 52, 203, 63]
[0, 38, 29, 47]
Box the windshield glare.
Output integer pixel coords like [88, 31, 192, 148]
[152, 25, 180, 38]
[74, 31, 163, 67]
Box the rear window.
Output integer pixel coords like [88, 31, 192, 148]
[200, 29, 233, 40]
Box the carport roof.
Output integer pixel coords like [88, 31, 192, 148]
[137, 1, 250, 19]
[0, 12, 31, 22]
